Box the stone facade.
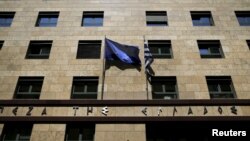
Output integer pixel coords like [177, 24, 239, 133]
[0, 0, 249, 141]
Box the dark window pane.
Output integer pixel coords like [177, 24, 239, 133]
[31, 84, 42, 92]
[160, 47, 170, 54]
[152, 93, 177, 100]
[3, 128, 18, 140]
[0, 18, 13, 26]
[208, 84, 219, 92]
[199, 48, 209, 55]
[151, 77, 178, 100]
[26, 41, 52, 59]
[198, 40, 223, 58]
[206, 76, 236, 99]
[15, 77, 43, 99]
[152, 84, 164, 92]
[247, 40, 250, 49]
[0, 12, 15, 27]
[220, 84, 232, 92]
[146, 11, 167, 26]
[193, 17, 212, 26]
[0, 18, 4, 23]
[67, 128, 80, 140]
[82, 12, 104, 27]
[36, 12, 59, 27]
[71, 77, 98, 99]
[83, 17, 103, 26]
[66, 124, 95, 141]
[236, 12, 250, 26]
[40, 17, 49, 23]
[191, 12, 214, 26]
[210, 93, 235, 99]
[200, 17, 211, 25]
[0, 41, 4, 49]
[49, 17, 58, 23]
[148, 41, 172, 59]
[164, 84, 176, 92]
[147, 22, 167, 26]
[238, 17, 250, 25]
[41, 47, 50, 54]
[210, 47, 220, 54]
[77, 41, 101, 59]
[19, 128, 32, 140]
[82, 128, 95, 140]
[87, 84, 98, 92]
[30, 47, 41, 54]
[193, 19, 201, 25]
[150, 46, 159, 54]
[39, 17, 58, 26]
[18, 85, 30, 92]
[2, 124, 32, 141]
[73, 84, 85, 93]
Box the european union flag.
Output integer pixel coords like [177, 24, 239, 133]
[105, 38, 141, 65]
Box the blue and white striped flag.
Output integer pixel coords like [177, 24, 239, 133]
[144, 41, 154, 77]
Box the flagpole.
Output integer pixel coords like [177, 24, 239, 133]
[144, 35, 149, 100]
[101, 35, 107, 100]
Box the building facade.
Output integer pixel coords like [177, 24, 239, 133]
[0, 0, 250, 141]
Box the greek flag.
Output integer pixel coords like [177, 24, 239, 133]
[105, 38, 141, 65]
[144, 41, 154, 76]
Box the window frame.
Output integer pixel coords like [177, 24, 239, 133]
[71, 77, 98, 99]
[247, 40, 250, 50]
[146, 11, 168, 26]
[0, 12, 15, 27]
[76, 40, 101, 59]
[148, 40, 173, 59]
[198, 40, 224, 58]
[35, 12, 59, 27]
[82, 11, 104, 27]
[1, 124, 33, 141]
[151, 76, 178, 100]
[235, 11, 250, 26]
[191, 11, 214, 26]
[26, 41, 52, 59]
[206, 76, 237, 99]
[14, 77, 44, 99]
[65, 124, 95, 141]
[0, 40, 3, 50]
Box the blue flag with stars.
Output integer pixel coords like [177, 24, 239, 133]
[105, 38, 141, 65]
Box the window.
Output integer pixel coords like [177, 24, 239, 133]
[191, 11, 214, 26]
[1, 124, 33, 141]
[235, 11, 250, 26]
[36, 12, 59, 27]
[65, 124, 95, 141]
[77, 40, 101, 59]
[0, 12, 15, 27]
[247, 40, 250, 49]
[71, 77, 98, 99]
[25, 41, 52, 59]
[0, 41, 3, 50]
[206, 76, 236, 99]
[198, 40, 224, 58]
[82, 11, 103, 27]
[146, 11, 168, 26]
[148, 40, 172, 58]
[14, 77, 44, 99]
[151, 76, 178, 99]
